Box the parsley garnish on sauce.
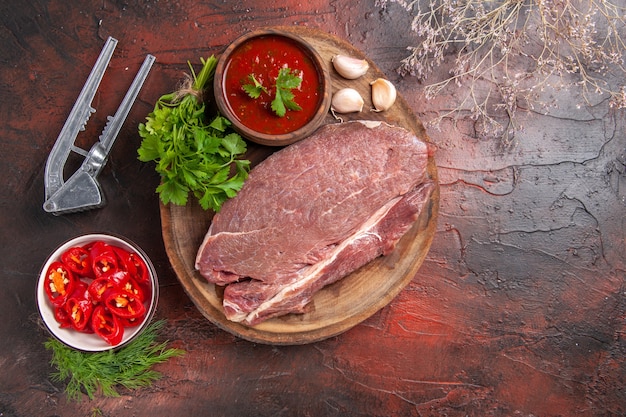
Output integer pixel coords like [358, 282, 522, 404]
[243, 67, 303, 117]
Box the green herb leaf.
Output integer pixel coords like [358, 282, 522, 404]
[276, 67, 303, 90]
[137, 56, 250, 212]
[242, 74, 268, 99]
[271, 68, 303, 117]
[244, 67, 303, 117]
[45, 320, 185, 402]
[157, 177, 190, 206]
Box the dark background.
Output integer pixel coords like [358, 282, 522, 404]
[1, 1, 624, 416]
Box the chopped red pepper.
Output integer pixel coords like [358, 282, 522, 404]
[107, 270, 131, 287]
[54, 305, 73, 329]
[118, 316, 142, 328]
[46, 239, 152, 346]
[65, 297, 93, 332]
[111, 246, 133, 271]
[92, 250, 119, 278]
[61, 246, 92, 276]
[128, 252, 150, 285]
[105, 290, 146, 319]
[91, 305, 123, 346]
[120, 277, 145, 303]
[44, 261, 75, 307]
[84, 240, 110, 257]
[64, 281, 93, 332]
[88, 277, 117, 303]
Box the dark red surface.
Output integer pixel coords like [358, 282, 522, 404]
[1, 1, 624, 416]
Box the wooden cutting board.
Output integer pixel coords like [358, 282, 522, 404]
[160, 26, 439, 345]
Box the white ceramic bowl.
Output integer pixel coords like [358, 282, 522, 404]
[37, 233, 158, 352]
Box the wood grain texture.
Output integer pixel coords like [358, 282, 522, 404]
[160, 26, 439, 344]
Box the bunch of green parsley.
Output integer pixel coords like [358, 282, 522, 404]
[138, 56, 250, 212]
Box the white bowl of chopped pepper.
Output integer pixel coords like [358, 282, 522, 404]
[37, 233, 159, 352]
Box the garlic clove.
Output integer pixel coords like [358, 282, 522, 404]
[331, 88, 364, 113]
[332, 55, 370, 80]
[370, 78, 397, 112]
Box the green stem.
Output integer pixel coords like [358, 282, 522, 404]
[191, 56, 218, 91]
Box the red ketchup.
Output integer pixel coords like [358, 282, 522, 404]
[221, 34, 324, 135]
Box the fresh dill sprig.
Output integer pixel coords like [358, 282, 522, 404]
[45, 320, 185, 402]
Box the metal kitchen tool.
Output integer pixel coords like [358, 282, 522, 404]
[43, 36, 155, 215]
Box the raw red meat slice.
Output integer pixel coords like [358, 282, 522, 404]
[195, 120, 435, 325]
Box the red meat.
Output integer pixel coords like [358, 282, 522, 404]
[195, 121, 435, 325]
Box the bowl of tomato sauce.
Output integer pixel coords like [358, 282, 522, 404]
[214, 28, 332, 146]
[36, 233, 158, 352]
